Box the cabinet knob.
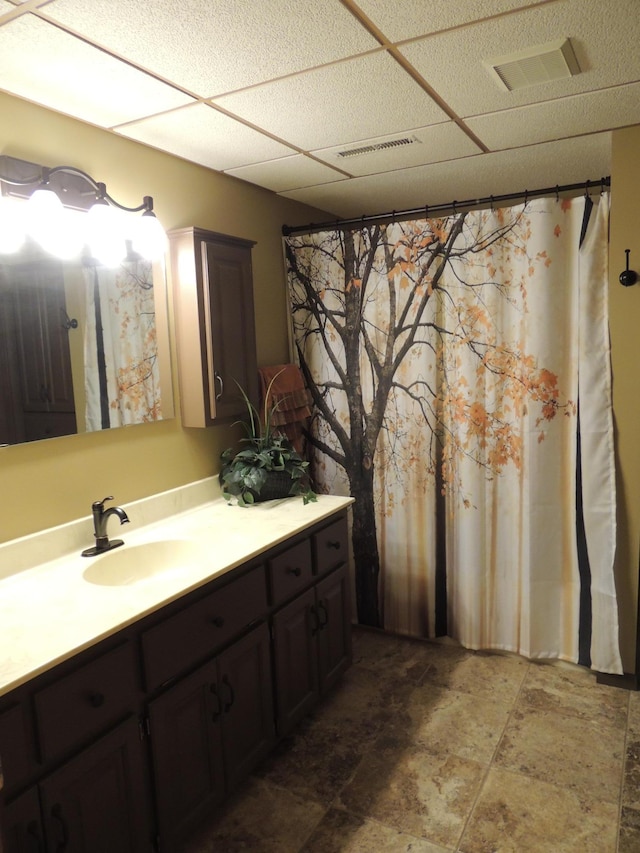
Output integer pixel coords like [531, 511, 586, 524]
[88, 691, 105, 708]
[327, 541, 341, 550]
[286, 566, 302, 577]
[210, 616, 225, 628]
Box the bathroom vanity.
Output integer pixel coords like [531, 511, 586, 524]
[0, 485, 353, 852]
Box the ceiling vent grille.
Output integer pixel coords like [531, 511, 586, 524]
[486, 38, 580, 91]
[337, 136, 418, 158]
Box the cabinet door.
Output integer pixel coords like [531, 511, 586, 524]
[217, 623, 275, 791]
[316, 565, 352, 695]
[2, 787, 44, 853]
[148, 660, 224, 852]
[202, 238, 258, 421]
[39, 717, 152, 853]
[272, 588, 319, 737]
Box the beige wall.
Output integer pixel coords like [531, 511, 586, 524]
[610, 125, 640, 672]
[0, 93, 328, 543]
[2, 93, 638, 672]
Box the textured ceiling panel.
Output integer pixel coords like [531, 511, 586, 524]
[116, 103, 296, 171]
[0, 14, 192, 126]
[399, 0, 640, 118]
[214, 51, 448, 151]
[225, 155, 347, 193]
[312, 122, 482, 176]
[42, 0, 378, 97]
[279, 133, 611, 218]
[353, 0, 545, 42]
[468, 83, 640, 151]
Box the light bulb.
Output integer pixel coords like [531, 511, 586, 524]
[27, 187, 83, 258]
[132, 210, 166, 261]
[0, 195, 25, 254]
[87, 199, 127, 267]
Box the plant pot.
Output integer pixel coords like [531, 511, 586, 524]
[254, 470, 294, 502]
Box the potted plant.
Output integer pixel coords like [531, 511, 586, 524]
[219, 376, 317, 507]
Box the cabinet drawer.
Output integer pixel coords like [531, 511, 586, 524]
[34, 642, 138, 763]
[314, 515, 348, 578]
[269, 539, 313, 607]
[142, 565, 267, 690]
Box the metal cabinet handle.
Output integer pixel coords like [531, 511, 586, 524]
[215, 372, 224, 400]
[317, 600, 329, 630]
[89, 691, 105, 708]
[51, 804, 69, 852]
[286, 566, 302, 577]
[222, 675, 235, 713]
[327, 540, 341, 550]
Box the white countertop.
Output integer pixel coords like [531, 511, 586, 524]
[0, 481, 353, 697]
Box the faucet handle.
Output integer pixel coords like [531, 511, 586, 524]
[92, 496, 114, 511]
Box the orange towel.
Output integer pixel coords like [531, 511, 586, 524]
[258, 364, 313, 454]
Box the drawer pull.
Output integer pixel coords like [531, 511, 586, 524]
[327, 540, 341, 550]
[51, 803, 69, 850]
[210, 616, 225, 628]
[286, 566, 302, 577]
[88, 691, 105, 708]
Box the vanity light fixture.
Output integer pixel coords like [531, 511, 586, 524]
[0, 155, 166, 264]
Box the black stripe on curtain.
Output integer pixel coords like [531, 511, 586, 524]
[576, 406, 592, 668]
[576, 196, 594, 668]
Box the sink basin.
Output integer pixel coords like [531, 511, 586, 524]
[82, 539, 203, 586]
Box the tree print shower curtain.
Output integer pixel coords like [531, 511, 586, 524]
[285, 193, 621, 674]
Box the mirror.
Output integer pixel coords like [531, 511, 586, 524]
[0, 237, 174, 445]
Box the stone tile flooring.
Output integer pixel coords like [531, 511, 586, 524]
[184, 626, 640, 852]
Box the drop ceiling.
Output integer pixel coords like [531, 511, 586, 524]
[0, 0, 638, 221]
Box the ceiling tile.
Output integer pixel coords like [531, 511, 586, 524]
[224, 155, 347, 193]
[215, 52, 448, 151]
[280, 133, 611, 219]
[468, 82, 640, 150]
[42, 0, 378, 97]
[353, 0, 544, 42]
[116, 103, 296, 171]
[399, 0, 640, 118]
[0, 14, 192, 127]
[311, 122, 482, 176]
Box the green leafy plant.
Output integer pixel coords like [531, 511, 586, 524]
[219, 375, 317, 507]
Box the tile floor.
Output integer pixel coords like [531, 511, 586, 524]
[184, 626, 640, 852]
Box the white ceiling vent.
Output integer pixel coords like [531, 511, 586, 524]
[486, 38, 580, 92]
[337, 136, 419, 158]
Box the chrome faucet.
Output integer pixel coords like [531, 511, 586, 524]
[81, 496, 130, 557]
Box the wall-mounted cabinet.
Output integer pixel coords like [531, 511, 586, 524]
[168, 227, 258, 426]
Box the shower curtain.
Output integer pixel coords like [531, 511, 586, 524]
[285, 193, 621, 674]
[84, 259, 161, 431]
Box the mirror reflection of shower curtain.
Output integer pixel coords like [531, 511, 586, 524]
[83, 260, 161, 431]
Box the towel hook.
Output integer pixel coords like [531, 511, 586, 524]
[619, 249, 638, 287]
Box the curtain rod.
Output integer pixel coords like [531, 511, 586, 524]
[281, 176, 611, 237]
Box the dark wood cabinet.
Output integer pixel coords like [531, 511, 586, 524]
[2, 787, 44, 853]
[168, 227, 258, 426]
[0, 508, 351, 853]
[273, 564, 350, 737]
[39, 718, 151, 853]
[149, 623, 274, 851]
